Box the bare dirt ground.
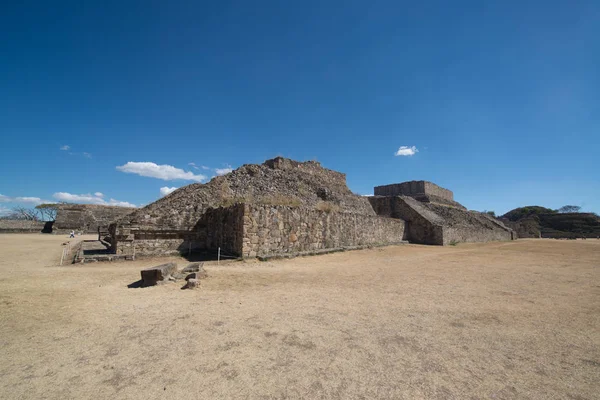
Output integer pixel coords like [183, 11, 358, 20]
[0, 234, 598, 399]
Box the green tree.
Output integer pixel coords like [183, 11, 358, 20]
[35, 203, 59, 221]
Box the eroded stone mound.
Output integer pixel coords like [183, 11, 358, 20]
[118, 157, 375, 230]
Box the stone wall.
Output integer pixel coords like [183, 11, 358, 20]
[111, 203, 406, 258]
[201, 204, 245, 256]
[116, 157, 376, 234]
[369, 196, 444, 245]
[369, 196, 514, 245]
[0, 220, 45, 233]
[423, 182, 454, 201]
[111, 204, 245, 258]
[241, 204, 406, 258]
[374, 181, 453, 201]
[55, 204, 135, 233]
[113, 228, 194, 257]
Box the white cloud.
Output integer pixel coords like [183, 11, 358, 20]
[53, 192, 105, 204]
[116, 162, 206, 182]
[395, 146, 419, 156]
[60, 146, 92, 158]
[94, 192, 104, 197]
[0, 194, 46, 205]
[15, 196, 44, 204]
[53, 192, 135, 208]
[188, 162, 211, 171]
[0, 206, 11, 216]
[107, 199, 137, 207]
[215, 165, 233, 176]
[160, 186, 178, 197]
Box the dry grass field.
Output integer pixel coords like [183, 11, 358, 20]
[0, 234, 598, 399]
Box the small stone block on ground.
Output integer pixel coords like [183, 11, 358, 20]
[185, 278, 199, 289]
[185, 271, 207, 281]
[172, 262, 207, 280]
[181, 262, 204, 273]
[140, 262, 177, 286]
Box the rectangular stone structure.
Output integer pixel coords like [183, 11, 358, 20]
[374, 181, 453, 201]
[140, 262, 177, 286]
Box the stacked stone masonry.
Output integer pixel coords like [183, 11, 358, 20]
[369, 196, 514, 245]
[374, 181, 454, 201]
[112, 203, 405, 258]
[0, 220, 45, 233]
[241, 204, 405, 258]
[107, 157, 515, 260]
[55, 204, 135, 233]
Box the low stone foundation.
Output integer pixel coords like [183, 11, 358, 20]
[54, 204, 135, 233]
[0, 220, 45, 233]
[111, 204, 406, 259]
[242, 205, 406, 258]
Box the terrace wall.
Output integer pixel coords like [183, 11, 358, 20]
[241, 205, 406, 258]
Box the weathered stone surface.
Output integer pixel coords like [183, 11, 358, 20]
[140, 262, 177, 286]
[185, 271, 208, 281]
[185, 278, 199, 289]
[369, 196, 513, 245]
[171, 262, 207, 280]
[54, 204, 135, 233]
[241, 204, 406, 258]
[106, 157, 515, 259]
[182, 262, 203, 273]
[374, 181, 454, 201]
[0, 220, 45, 233]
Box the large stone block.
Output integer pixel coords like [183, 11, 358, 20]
[140, 262, 177, 286]
[181, 262, 204, 273]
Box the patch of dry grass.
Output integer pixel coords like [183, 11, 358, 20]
[315, 201, 340, 213]
[0, 235, 598, 399]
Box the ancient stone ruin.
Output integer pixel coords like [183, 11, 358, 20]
[53, 204, 135, 233]
[104, 157, 514, 260]
[0, 204, 135, 234]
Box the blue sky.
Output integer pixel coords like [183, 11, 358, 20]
[1, 1, 598, 216]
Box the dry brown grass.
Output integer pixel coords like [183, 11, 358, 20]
[0, 234, 598, 399]
[218, 194, 301, 208]
[316, 201, 341, 213]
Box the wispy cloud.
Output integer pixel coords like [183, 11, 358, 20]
[116, 162, 206, 182]
[395, 146, 419, 156]
[215, 165, 233, 176]
[0, 192, 133, 208]
[159, 186, 178, 197]
[53, 192, 104, 204]
[0, 194, 47, 205]
[107, 199, 137, 207]
[53, 192, 135, 207]
[60, 145, 92, 158]
[189, 162, 215, 171]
